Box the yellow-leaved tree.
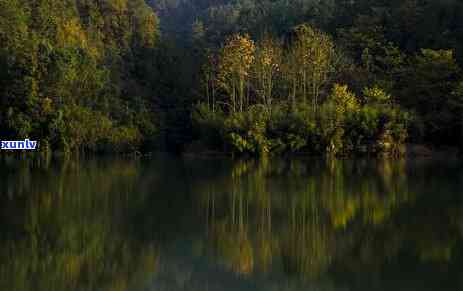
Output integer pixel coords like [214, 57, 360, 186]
[217, 34, 256, 112]
[253, 34, 282, 109]
[329, 84, 359, 114]
[285, 24, 336, 110]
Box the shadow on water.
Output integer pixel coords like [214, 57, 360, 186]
[0, 154, 463, 290]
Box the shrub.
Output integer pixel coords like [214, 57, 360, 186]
[46, 104, 142, 153]
[363, 85, 392, 105]
[344, 105, 410, 154]
[318, 102, 345, 154]
[267, 103, 318, 153]
[191, 84, 410, 156]
[192, 103, 226, 150]
[224, 105, 271, 155]
[108, 125, 142, 153]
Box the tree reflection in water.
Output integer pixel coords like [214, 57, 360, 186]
[0, 157, 159, 291]
[195, 157, 463, 287]
[1, 155, 462, 291]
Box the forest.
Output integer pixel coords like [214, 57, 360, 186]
[1, 0, 463, 156]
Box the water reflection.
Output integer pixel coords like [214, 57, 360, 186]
[0, 157, 159, 291]
[1, 155, 463, 290]
[194, 158, 412, 278]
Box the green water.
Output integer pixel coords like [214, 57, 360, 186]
[1, 155, 462, 291]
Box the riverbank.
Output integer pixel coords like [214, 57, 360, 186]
[183, 141, 461, 159]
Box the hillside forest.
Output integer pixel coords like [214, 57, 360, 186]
[1, 0, 463, 155]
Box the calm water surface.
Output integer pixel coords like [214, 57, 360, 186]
[1, 155, 463, 291]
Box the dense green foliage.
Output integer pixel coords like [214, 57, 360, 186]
[2, 0, 463, 154]
[0, 0, 159, 153]
[193, 84, 410, 156]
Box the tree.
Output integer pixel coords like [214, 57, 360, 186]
[451, 81, 463, 151]
[363, 85, 392, 106]
[253, 34, 282, 109]
[0, 0, 160, 152]
[286, 24, 336, 111]
[328, 84, 359, 114]
[398, 49, 460, 143]
[217, 33, 256, 113]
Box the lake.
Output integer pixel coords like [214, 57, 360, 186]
[1, 154, 462, 291]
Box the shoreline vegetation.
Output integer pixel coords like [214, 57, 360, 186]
[1, 0, 463, 157]
[1, 143, 460, 160]
[189, 29, 410, 157]
[183, 145, 461, 160]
